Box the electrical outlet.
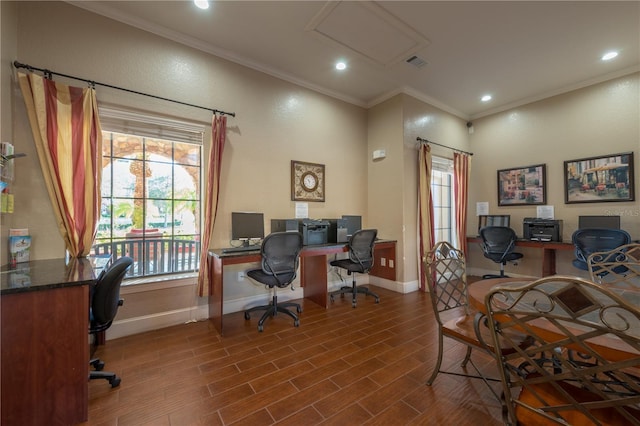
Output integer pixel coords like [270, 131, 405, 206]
[237, 271, 245, 281]
[380, 257, 386, 267]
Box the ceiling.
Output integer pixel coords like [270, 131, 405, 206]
[70, 1, 640, 120]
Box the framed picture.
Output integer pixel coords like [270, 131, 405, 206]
[291, 160, 325, 202]
[497, 164, 546, 206]
[564, 152, 635, 204]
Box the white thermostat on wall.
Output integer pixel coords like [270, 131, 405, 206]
[372, 149, 386, 160]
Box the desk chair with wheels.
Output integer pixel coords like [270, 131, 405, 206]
[329, 228, 379, 308]
[484, 276, 640, 425]
[89, 256, 133, 388]
[479, 226, 523, 279]
[244, 232, 303, 332]
[572, 227, 631, 271]
[424, 241, 531, 399]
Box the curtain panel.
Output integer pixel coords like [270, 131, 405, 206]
[454, 153, 471, 255]
[197, 115, 227, 297]
[418, 144, 434, 291]
[18, 72, 102, 257]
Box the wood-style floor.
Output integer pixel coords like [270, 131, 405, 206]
[83, 283, 503, 425]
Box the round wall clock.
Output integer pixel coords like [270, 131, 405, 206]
[291, 160, 325, 202]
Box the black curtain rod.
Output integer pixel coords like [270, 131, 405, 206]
[13, 61, 235, 118]
[416, 137, 473, 156]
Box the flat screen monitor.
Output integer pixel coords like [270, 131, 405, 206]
[342, 215, 362, 237]
[578, 215, 620, 230]
[231, 212, 265, 245]
[478, 215, 510, 234]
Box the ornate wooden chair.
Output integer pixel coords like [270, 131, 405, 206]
[588, 242, 640, 288]
[424, 241, 531, 399]
[484, 275, 640, 425]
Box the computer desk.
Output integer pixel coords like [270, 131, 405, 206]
[207, 240, 396, 335]
[467, 236, 573, 277]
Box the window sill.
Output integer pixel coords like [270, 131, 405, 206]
[120, 272, 198, 294]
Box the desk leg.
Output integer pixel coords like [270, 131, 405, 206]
[301, 255, 328, 308]
[542, 248, 556, 277]
[208, 255, 224, 335]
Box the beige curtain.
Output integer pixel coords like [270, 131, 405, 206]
[418, 143, 434, 291]
[18, 72, 102, 257]
[197, 115, 228, 297]
[454, 153, 471, 255]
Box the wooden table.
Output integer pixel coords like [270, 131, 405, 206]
[207, 240, 396, 335]
[1, 256, 109, 426]
[467, 237, 574, 276]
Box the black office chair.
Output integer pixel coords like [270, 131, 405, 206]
[479, 226, 523, 279]
[329, 228, 380, 308]
[572, 228, 631, 271]
[89, 256, 133, 388]
[244, 232, 303, 332]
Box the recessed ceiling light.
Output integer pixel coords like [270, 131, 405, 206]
[194, 0, 209, 10]
[481, 95, 492, 102]
[335, 62, 347, 71]
[601, 51, 618, 61]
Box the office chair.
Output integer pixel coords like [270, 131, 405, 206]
[329, 228, 379, 308]
[571, 228, 631, 271]
[244, 232, 303, 332]
[479, 226, 523, 279]
[424, 241, 531, 400]
[484, 276, 640, 425]
[89, 256, 133, 388]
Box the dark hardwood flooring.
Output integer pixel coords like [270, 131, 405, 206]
[83, 282, 502, 425]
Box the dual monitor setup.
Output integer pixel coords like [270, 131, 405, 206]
[478, 214, 621, 242]
[228, 212, 362, 251]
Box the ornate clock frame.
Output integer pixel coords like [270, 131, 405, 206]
[291, 160, 325, 202]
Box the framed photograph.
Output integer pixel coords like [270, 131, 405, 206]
[291, 160, 325, 202]
[564, 152, 635, 204]
[497, 164, 546, 206]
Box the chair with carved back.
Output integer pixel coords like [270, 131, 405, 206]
[424, 241, 532, 399]
[484, 275, 640, 425]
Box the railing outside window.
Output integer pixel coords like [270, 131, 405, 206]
[92, 238, 200, 278]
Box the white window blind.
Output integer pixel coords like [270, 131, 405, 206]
[99, 106, 205, 145]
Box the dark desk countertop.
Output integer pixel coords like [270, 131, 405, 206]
[0, 256, 110, 295]
[209, 239, 397, 258]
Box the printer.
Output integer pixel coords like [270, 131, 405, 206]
[523, 218, 563, 242]
[298, 219, 329, 245]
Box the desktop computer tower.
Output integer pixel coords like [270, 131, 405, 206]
[323, 218, 348, 243]
[271, 219, 299, 233]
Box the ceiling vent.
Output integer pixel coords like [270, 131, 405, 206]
[406, 55, 427, 68]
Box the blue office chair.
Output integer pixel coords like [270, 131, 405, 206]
[479, 226, 523, 279]
[89, 256, 133, 388]
[244, 232, 303, 332]
[571, 228, 631, 271]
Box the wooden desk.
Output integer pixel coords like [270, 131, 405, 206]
[467, 237, 574, 276]
[1, 257, 107, 426]
[207, 240, 396, 335]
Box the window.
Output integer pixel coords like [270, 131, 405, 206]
[92, 108, 204, 279]
[431, 156, 457, 246]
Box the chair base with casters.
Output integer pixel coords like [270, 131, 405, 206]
[89, 298, 123, 388]
[481, 256, 521, 279]
[244, 290, 302, 332]
[329, 270, 380, 308]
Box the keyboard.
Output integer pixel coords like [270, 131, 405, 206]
[221, 246, 260, 253]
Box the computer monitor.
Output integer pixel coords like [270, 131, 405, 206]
[478, 215, 510, 234]
[341, 215, 362, 237]
[578, 215, 620, 229]
[231, 212, 265, 246]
